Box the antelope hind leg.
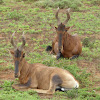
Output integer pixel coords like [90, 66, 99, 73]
[33, 74, 62, 94]
[33, 82, 56, 94]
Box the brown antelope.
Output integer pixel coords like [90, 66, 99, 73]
[10, 32, 79, 94]
[46, 8, 82, 60]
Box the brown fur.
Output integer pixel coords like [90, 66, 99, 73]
[10, 32, 79, 94]
[51, 31, 82, 58]
[50, 8, 82, 59]
[11, 50, 79, 94]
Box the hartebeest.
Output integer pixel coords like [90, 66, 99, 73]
[46, 8, 82, 59]
[10, 32, 79, 94]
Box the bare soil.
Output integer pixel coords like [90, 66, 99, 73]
[0, 7, 100, 99]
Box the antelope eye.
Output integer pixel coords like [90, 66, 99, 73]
[23, 53, 25, 58]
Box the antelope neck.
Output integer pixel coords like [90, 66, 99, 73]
[19, 59, 30, 80]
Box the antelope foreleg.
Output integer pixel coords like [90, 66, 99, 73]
[12, 84, 29, 91]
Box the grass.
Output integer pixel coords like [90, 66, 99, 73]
[0, 81, 39, 100]
[0, 0, 100, 99]
[34, 0, 83, 11]
[7, 10, 25, 20]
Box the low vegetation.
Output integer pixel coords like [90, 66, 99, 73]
[34, 0, 83, 11]
[0, 0, 100, 100]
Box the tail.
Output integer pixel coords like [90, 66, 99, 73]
[46, 46, 52, 51]
[75, 81, 79, 88]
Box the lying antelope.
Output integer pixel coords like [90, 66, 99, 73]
[46, 8, 82, 60]
[10, 32, 79, 94]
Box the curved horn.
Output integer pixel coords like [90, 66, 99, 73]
[11, 32, 17, 48]
[55, 7, 61, 25]
[63, 8, 71, 24]
[19, 32, 26, 51]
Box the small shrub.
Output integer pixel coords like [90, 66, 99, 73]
[8, 10, 25, 20]
[82, 37, 90, 47]
[34, 0, 83, 11]
[15, 0, 24, 1]
[78, 70, 91, 87]
[66, 89, 78, 99]
[33, 8, 40, 12]
[90, 0, 100, 5]
[82, 37, 100, 49]
[0, 81, 14, 91]
[27, 0, 39, 2]
[78, 89, 97, 99]
[16, 0, 38, 2]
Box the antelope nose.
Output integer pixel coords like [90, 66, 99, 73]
[15, 74, 18, 78]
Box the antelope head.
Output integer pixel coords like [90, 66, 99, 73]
[55, 8, 71, 59]
[10, 32, 26, 78]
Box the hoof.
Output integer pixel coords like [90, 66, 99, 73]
[46, 46, 52, 51]
[70, 55, 79, 60]
[56, 51, 63, 60]
[56, 52, 61, 60]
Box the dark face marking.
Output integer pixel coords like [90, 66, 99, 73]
[57, 23, 66, 57]
[56, 51, 63, 60]
[52, 74, 62, 85]
[58, 23, 65, 31]
[14, 49, 22, 78]
[58, 34, 62, 49]
[15, 60, 19, 78]
[14, 49, 21, 58]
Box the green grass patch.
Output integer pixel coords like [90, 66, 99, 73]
[34, 0, 83, 11]
[0, 0, 100, 99]
[0, 81, 39, 100]
[7, 10, 25, 20]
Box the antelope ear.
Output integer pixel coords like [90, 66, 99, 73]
[65, 27, 70, 31]
[10, 50, 14, 55]
[23, 53, 25, 58]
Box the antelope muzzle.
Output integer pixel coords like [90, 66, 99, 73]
[15, 60, 19, 78]
[56, 34, 63, 59]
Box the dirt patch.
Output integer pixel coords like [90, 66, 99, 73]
[77, 60, 100, 87]
[80, 34, 100, 40]
[0, 34, 5, 40]
[38, 93, 53, 99]
[0, 3, 100, 99]
[0, 69, 14, 83]
[38, 93, 67, 100]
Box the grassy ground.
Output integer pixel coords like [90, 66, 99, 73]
[0, 0, 100, 100]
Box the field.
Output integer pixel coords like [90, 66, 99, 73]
[0, 0, 100, 99]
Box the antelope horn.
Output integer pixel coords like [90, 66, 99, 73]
[55, 7, 61, 25]
[63, 8, 71, 24]
[11, 32, 17, 48]
[19, 32, 26, 51]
